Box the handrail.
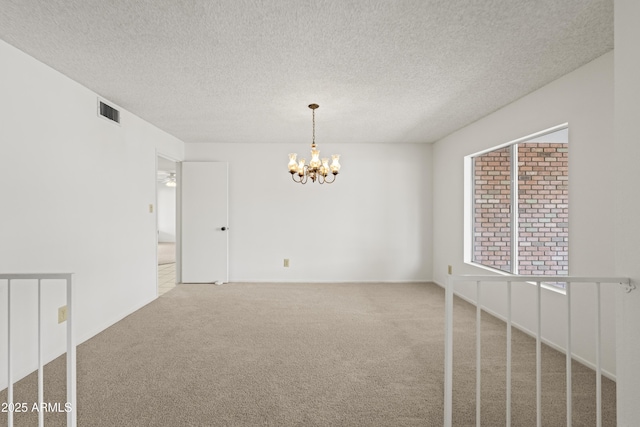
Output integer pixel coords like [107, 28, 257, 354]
[444, 274, 632, 427]
[1, 273, 76, 427]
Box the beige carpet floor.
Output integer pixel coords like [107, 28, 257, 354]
[1, 282, 615, 426]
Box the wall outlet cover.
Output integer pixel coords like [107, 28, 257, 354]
[58, 305, 68, 323]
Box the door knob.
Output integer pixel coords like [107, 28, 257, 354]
[221, 227, 228, 231]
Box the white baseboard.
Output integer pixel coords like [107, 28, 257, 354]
[221, 280, 431, 284]
[77, 295, 157, 346]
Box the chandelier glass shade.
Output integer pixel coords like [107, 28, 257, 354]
[288, 104, 340, 184]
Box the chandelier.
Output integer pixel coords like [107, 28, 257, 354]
[288, 104, 341, 184]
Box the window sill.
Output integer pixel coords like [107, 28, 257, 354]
[464, 261, 567, 295]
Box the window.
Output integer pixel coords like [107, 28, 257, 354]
[466, 126, 568, 285]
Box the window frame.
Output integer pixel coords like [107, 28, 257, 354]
[463, 124, 569, 291]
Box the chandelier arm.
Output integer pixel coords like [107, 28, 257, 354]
[324, 173, 337, 184]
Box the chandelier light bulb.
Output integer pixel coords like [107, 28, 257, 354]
[310, 149, 321, 169]
[320, 158, 329, 176]
[288, 153, 298, 173]
[297, 158, 306, 176]
[330, 154, 341, 174]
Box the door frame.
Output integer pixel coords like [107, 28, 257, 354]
[155, 152, 181, 294]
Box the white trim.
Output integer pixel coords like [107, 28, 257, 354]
[464, 261, 567, 294]
[155, 151, 180, 295]
[448, 275, 627, 284]
[77, 296, 156, 345]
[463, 156, 473, 264]
[154, 155, 159, 298]
[466, 123, 569, 158]
[178, 280, 433, 285]
[176, 161, 182, 285]
[510, 144, 519, 273]
[66, 276, 76, 427]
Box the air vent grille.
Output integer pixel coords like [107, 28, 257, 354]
[99, 100, 120, 124]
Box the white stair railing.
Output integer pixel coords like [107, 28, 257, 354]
[1, 274, 76, 427]
[444, 274, 633, 427]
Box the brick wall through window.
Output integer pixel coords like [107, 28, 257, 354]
[472, 141, 568, 277]
[517, 143, 568, 276]
[473, 147, 511, 272]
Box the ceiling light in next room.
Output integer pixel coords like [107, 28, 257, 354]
[162, 172, 177, 187]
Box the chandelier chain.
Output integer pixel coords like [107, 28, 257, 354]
[312, 108, 315, 146]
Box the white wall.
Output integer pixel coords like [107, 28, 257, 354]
[185, 142, 432, 283]
[157, 184, 176, 242]
[0, 40, 184, 388]
[614, 0, 640, 423]
[432, 52, 617, 375]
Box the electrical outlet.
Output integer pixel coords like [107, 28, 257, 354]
[284, 259, 290, 267]
[58, 305, 68, 324]
[448, 265, 453, 275]
[149, 204, 154, 213]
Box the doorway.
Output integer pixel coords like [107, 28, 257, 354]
[157, 155, 178, 295]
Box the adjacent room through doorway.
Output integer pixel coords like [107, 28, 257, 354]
[157, 155, 177, 295]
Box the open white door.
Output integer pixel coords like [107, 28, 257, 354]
[181, 162, 229, 283]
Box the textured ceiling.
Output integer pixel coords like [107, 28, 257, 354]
[0, 0, 613, 144]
